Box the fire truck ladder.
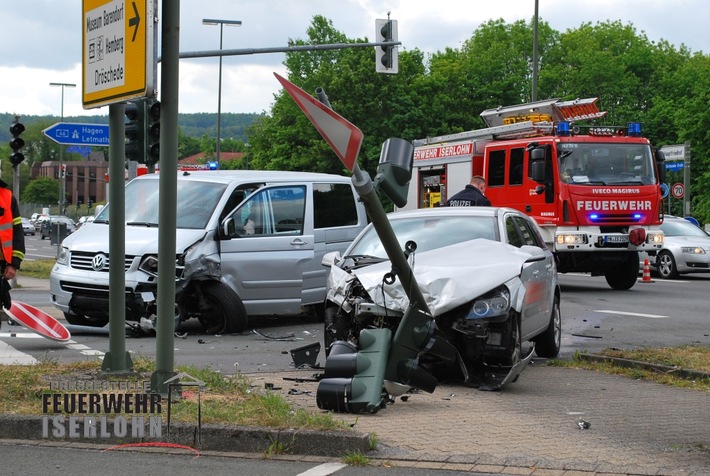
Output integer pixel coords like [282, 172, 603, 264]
[413, 97, 606, 147]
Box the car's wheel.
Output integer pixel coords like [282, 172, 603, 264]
[505, 316, 522, 367]
[534, 295, 561, 358]
[63, 312, 109, 328]
[656, 250, 679, 279]
[604, 251, 639, 290]
[198, 282, 247, 334]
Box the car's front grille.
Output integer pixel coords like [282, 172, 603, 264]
[70, 251, 135, 272]
[60, 281, 131, 297]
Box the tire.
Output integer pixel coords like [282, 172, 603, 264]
[534, 295, 561, 358]
[604, 251, 639, 290]
[198, 282, 247, 334]
[503, 316, 522, 367]
[63, 312, 109, 328]
[656, 250, 678, 279]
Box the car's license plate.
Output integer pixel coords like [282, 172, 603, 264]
[605, 235, 629, 243]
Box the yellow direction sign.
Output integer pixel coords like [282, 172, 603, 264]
[82, 0, 155, 109]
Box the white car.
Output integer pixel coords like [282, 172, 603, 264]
[321, 206, 561, 393]
[22, 217, 35, 236]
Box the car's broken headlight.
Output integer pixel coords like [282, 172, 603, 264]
[138, 254, 186, 279]
[465, 285, 510, 320]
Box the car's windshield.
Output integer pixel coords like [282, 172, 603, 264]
[558, 142, 657, 186]
[95, 179, 228, 229]
[349, 215, 499, 258]
[661, 219, 709, 237]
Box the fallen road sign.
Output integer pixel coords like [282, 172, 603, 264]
[6, 302, 71, 342]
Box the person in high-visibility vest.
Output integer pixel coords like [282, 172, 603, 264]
[0, 179, 25, 328]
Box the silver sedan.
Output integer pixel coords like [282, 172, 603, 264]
[651, 216, 710, 279]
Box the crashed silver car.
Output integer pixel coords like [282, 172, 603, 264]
[322, 206, 561, 390]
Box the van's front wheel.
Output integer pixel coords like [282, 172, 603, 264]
[198, 282, 247, 334]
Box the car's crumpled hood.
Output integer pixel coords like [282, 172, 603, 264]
[326, 238, 534, 316]
[62, 223, 207, 255]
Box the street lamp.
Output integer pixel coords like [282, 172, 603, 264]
[50, 81, 76, 257]
[202, 18, 242, 166]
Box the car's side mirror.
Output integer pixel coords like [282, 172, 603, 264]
[322, 251, 342, 267]
[521, 245, 547, 262]
[222, 217, 238, 238]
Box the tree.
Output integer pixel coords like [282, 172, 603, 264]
[247, 15, 428, 179]
[245, 15, 709, 223]
[21, 177, 60, 205]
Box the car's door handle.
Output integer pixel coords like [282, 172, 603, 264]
[290, 239, 307, 246]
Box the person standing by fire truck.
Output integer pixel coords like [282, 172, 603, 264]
[445, 175, 491, 207]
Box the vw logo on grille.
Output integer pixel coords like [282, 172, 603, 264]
[92, 253, 107, 271]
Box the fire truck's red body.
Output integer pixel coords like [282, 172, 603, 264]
[403, 98, 666, 290]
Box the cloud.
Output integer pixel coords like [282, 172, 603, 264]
[1, 0, 707, 117]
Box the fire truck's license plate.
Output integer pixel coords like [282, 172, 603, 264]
[605, 236, 629, 243]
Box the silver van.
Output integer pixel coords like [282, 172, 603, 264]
[49, 170, 368, 334]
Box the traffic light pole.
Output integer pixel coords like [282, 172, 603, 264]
[150, 0, 179, 396]
[100, 102, 133, 375]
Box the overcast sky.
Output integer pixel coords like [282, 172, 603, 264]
[1, 0, 707, 118]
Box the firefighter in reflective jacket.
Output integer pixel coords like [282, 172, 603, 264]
[0, 179, 25, 319]
[445, 175, 491, 207]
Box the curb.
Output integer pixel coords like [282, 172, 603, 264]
[0, 414, 371, 457]
[578, 353, 710, 380]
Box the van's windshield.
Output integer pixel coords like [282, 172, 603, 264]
[94, 179, 229, 229]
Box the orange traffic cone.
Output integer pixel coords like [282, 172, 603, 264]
[641, 258, 654, 283]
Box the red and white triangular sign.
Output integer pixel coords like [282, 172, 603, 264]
[274, 73, 363, 172]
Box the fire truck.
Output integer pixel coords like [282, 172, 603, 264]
[402, 98, 666, 290]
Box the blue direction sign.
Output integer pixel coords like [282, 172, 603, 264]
[665, 161, 684, 171]
[43, 122, 109, 147]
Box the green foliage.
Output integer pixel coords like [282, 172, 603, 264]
[244, 15, 709, 225]
[21, 176, 59, 204]
[6, 16, 709, 224]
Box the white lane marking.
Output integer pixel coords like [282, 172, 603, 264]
[0, 332, 43, 339]
[1, 333, 105, 357]
[297, 462, 348, 476]
[0, 340, 38, 364]
[595, 310, 669, 319]
[65, 343, 105, 356]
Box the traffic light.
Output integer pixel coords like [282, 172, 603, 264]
[125, 100, 145, 163]
[384, 306, 458, 394]
[316, 328, 391, 414]
[375, 18, 398, 74]
[373, 138, 413, 208]
[146, 99, 160, 165]
[9, 120, 25, 167]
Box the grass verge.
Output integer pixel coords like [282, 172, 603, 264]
[0, 355, 350, 431]
[19, 258, 55, 280]
[549, 345, 710, 391]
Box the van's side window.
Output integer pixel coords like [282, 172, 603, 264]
[313, 183, 358, 228]
[242, 186, 306, 236]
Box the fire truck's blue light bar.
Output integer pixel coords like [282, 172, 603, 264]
[590, 213, 599, 220]
[557, 121, 571, 136]
[633, 213, 642, 220]
[628, 122, 642, 137]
